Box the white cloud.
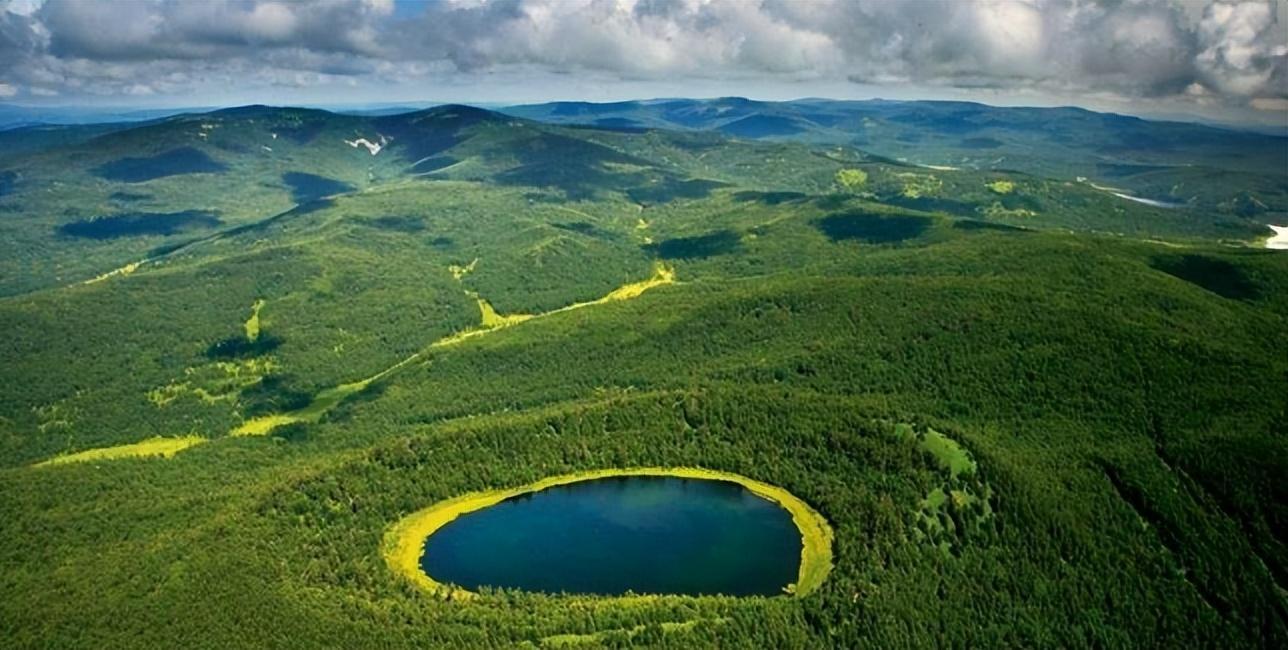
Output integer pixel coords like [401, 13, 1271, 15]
[0, 0, 1282, 118]
[1, 0, 44, 17]
[1197, 0, 1288, 96]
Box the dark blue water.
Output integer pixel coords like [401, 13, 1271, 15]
[420, 476, 802, 596]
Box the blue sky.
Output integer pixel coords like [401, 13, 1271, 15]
[1, 0, 1285, 125]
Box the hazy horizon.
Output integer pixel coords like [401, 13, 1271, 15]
[3, 94, 1285, 135]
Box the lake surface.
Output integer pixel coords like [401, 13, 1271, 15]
[420, 476, 803, 596]
[1110, 192, 1185, 209]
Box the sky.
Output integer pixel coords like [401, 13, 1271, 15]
[0, 0, 1286, 126]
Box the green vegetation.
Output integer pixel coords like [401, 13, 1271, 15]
[1151, 254, 1262, 300]
[985, 180, 1015, 194]
[508, 98, 1288, 219]
[0, 101, 1275, 298]
[648, 230, 742, 259]
[918, 428, 976, 479]
[814, 211, 932, 244]
[897, 172, 943, 199]
[94, 146, 227, 182]
[834, 168, 868, 191]
[57, 210, 222, 239]
[33, 435, 207, 467]
[148, 357, 280, 406]
[539, 617, 729, 647]
[979, 201, 1038, 219]
[895, 424, 992, 555]
[244, 299, 266, 341]
[0, 103, 1286, 648]
[475, 296, 533, 329]
[224, 262, 674, 437]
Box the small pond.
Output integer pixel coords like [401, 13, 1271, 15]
[420, 476, 803, 597]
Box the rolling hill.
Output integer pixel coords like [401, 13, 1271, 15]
[0, 102, 1285, 648]
[504, 97, 1288, 218]
[1, 103, 1279, 297]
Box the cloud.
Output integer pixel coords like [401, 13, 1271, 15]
[384, 0, 1288, 104]
[0, 0, 44, 17]
[37, 0, 394, 60]
[0, 0, 1284, 116]
[1197, 0, 1288, 96]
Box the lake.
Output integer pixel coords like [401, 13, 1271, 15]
[420, 476, 803, 597]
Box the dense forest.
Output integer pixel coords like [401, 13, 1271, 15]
[0, 102, 1285, 648]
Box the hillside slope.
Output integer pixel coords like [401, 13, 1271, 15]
[1, 104, 1273, 296]
[0, 104, 1285, 648]
[504, 97, 1288, 218]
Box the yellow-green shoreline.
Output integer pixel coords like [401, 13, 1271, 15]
[382, 467, 833, 600]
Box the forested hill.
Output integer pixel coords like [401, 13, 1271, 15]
[0, 100, 1285, 647]
[0, 102, 1282, 297]
[503, 97, 1288, 216]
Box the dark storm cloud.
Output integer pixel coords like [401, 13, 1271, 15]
[0, 7, 40, 71]
[37, 0, 394, 60]
[0, 0, 1284, 110]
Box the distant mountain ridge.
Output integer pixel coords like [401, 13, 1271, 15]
[502, 97, 1288, 213]
[0, 100, 1283, 297]
[0, 104, 214, 130]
